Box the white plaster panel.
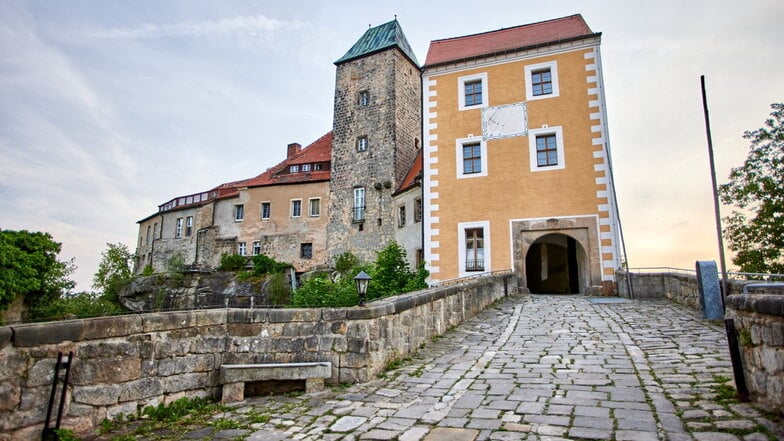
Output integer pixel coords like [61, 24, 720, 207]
[593, 150, 606, 158]
[592, 137, 605, 146]
[596, 190, 608, 199]
[594, 163, 608, 172]
[588, 99, 601, 108]
[598, 204, 611, 212]
[590, 112, 602, 120]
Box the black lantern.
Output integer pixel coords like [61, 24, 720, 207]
[354, 271, 371, 306]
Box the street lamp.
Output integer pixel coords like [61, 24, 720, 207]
[354, 271, 371, 306]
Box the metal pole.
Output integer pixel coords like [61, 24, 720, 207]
[700, 75, 730, 304]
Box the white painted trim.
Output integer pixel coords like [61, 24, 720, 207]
[525, 60, 560, 101]
[457, 72, 488, 111]
[458, 220, 491, 278]
[528, 126, 565, 172]
[456, 135, 487, 179]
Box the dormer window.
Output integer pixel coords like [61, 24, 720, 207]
[302, 164, 311, 172]
[314, 163, 323, 171]
[290, 165, 299, 173]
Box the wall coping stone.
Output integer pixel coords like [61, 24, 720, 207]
[726, 294, 784, 317]
[0, 326, 12, 349]
[13, 320, 85, 347]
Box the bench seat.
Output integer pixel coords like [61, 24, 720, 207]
[220, 362, 331, 403]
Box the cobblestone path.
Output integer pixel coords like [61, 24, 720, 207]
[98, 295, 783, 441]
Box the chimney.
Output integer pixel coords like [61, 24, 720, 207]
[287, 143, 301, 159]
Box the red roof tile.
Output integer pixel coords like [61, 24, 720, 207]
[395, 149, 422, 194]
[424, 14, 596, 67]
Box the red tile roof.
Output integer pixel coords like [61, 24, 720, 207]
[395, 149, 422, 195]
[424, 14, 597, 67]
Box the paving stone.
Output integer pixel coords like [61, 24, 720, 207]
[360, 429, 400, 440]
[330, 416, 368, 432]
[423, 428, 479, 441]
[567, 426, 612, 440]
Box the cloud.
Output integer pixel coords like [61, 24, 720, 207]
[86, 14, 305, 42]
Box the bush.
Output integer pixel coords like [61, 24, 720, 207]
[166, 254, 185, 274]
[28, 292, 127, 321]
[335, 252, 359, 275]
[291, 272, 359, 308]
[266, 272, 292, 306]
[141, 265, 154, 276]
[218, 253, 247, 271]
[251, 254, 290, 275]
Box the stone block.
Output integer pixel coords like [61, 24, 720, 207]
[347, 302, 395, 320]
[0, 353, 27, 381]
[81, 315, 143, 340]
[72, 384, 121, 406]
[142, 311, 193, 332]
[77, 340, 139, 359]
[0, 327, 12, 350]
[221, 381, 244, 403]
[161, 372, 210, 393]
[322, 308, 347, 321]
[0, 378, 20, 411]
[71, 358, 141, 385]
[158, 354, 215, 376]
[119, 377, 163, 401]
[13, 320, 84, 346]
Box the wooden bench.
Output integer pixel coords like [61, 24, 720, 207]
[219, 362, 332, 403]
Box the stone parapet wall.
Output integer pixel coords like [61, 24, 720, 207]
[0, 273, 516, 440]
[725, 294, 784, 415]
[616, 270, 749, 311]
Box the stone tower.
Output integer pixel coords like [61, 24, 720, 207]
[327, 20, 422, 263]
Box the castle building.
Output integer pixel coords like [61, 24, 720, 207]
[134, 15, 620, 293]
[421, 15, 620, 293]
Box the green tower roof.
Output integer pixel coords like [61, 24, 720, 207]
[335, 19, 419, 66]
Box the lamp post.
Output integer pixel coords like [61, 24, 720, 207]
[354, 271, 371, 306]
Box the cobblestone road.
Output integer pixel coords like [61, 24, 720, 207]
[99, 295, 783, 441]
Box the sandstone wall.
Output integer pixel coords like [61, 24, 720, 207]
[0, 273, 516, 440]
[725, 294, 784, 415]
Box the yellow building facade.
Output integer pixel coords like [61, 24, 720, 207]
[422, 15, 620, 293]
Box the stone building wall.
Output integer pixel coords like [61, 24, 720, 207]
[327, 48, 422, 264]
[725, 294, 784, 414]
[0, 273, 515, 440]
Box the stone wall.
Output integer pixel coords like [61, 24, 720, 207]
[0, 273, 515, 440]
[725, 294, 784, 414]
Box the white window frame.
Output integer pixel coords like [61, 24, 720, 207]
[291, 199, 302, 218]
[458, 72, 488, 111]
[175, 218, 183, 238]
[358, 90, 369, 106]
[353, 187, 366, 222]
[458, 221, 491, 278]
[252, 241, 261, 256]
[261, 202, 271, 220]
[185, 216, 193, 236]
[234, 204, 244, 222]
[528, 126, 565, 172]
[290, 165, 299, 173]
[357, 136, 368, 152]
[302, 164, 311, 172]
[309, 198, 321, 217]
[525, 61, 559, 101]
[456, 135, 487, 179]
[238, 241, 247, 256]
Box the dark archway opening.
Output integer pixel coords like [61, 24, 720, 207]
[525, 234, 582, 294]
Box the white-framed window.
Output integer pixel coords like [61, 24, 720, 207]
[252, 241, 261, 256]
[290, 165, 299, 173]
[458, 221, 490, 277]
[525, 61, 559, 101]
[458, 72, 488, 110]
[302, 164, 311, 172]
[528, 126, 565, 172]
[309, 198, 321, 217]
[455, 135, 487, 179]
[175, 218, 183, 238]
[357, 136, 368, 152]
[234, 204, 244, 221]
[238, 242, 247, 256]
[261, 202, 271, 220]
[291, 199, 302, 217]
[353, 187, 366, 222]
[185, 216, 193, 236]
[398, 205, 406, 228]
[358, 90, 369, 106]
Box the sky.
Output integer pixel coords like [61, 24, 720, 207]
[1, 0, 782, 291]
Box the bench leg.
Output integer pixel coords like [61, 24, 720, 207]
[222, 382, 244, 403]
[305, 378, 325, 394]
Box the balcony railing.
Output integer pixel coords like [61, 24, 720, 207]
[466, 259, 485, 272]
[352, 206, 366, 223]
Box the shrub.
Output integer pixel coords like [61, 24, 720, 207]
[218, 253, 247, 271]
[266, 272, 292, 306]
[166, 254, 185, 274]
[291, 273, 359, 308]
[141, 265, 154, 276]
[251, 254, 290, 275]
[335, 252, 359, 275]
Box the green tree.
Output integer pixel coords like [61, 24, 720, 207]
[0, 229, 75, 316]
[719, 103, 784, 274]
[93, 242, 134, 302]
[371, 242, 412, 299]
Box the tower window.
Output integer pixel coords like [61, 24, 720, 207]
[358, 90, 369, 106]
[357, 136, 368, 152]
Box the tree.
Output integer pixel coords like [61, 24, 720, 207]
[93, 242, 134, 302]
[719, 103, 784, 274]
[0, 229, 75, 315]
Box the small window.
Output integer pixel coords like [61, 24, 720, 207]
[261, 202, 271, 220]
[414, 198, 422, 223]
[146, 225, 151, 245]
[252, 241, 261, 256]
[314, 163, 323, 171]
[309, 198, 320, 217]
[463, 143, 482, 174]
[291, 200, 302, 218]
[528, 126, 565, 172]
[302, 164, 311, 172]
[301, 243, 313, 259]
[358, 90, 369, 106]
[398, 205, 406, 228]
[238, 242, 247, 256]
[290, 165, 299, 173]
[185, 216, 193, 236]
[353, 187, 366, 222]
[458, 73, 488, 110]
[153, 222, 158, 240]
[525, 61, 559, 100]
[175, 218, 183, 238]
[357, 136, 368, 152]
[234, 204, 244, 221]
